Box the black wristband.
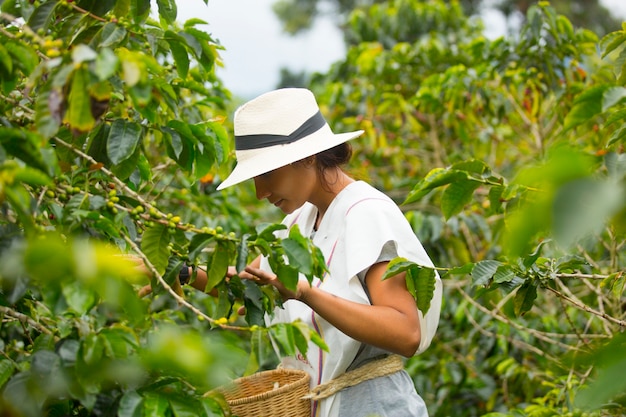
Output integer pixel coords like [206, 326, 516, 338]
[178, 263, 192, 285]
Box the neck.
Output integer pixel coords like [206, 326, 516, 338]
[311, 169, 354, 227]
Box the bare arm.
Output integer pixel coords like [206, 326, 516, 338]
[243, 261, 421, 357]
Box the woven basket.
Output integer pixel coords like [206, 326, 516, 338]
[216, 369, 311, 417]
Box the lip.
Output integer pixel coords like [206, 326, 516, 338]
[273, 199, 284, 207]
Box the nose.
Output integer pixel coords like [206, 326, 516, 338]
[253, 177, 270, 201]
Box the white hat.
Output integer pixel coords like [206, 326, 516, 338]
[217, 88, 364, 190]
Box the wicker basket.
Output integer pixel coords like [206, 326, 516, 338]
[216, 369, 311, 417]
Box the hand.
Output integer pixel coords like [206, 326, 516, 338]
[120, 254, 153, 297]
[241, 266, 309, 302]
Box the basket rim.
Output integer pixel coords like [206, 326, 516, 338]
[224, 368, 310, 406]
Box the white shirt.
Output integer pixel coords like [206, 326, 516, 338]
[262, 181, 443, 417]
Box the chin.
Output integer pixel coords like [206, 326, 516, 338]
[281, 202, 305, 215]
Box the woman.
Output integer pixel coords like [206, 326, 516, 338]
[214, 88, 443, 417]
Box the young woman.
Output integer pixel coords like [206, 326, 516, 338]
[213, 88, 443, 417]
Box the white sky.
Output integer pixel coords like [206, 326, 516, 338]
[176, 0, 626, 99]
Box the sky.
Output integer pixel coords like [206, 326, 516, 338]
[175, 0, 626, 99]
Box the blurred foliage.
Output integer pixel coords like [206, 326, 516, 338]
[273, 0, 621, 37]
[310, 0, 626, 416]
[0, 0, 326, 415]
[0, 0, 625, 416]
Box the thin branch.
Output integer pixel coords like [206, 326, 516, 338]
[545, 286, 626, 328]
[556, 272, 613, 280]
[462, 305, 562, 363]
[121, 234, 247, 332]
[0, 306, 58, 340]
[52, 136, 170, 220]
[455, 284, 582, 352]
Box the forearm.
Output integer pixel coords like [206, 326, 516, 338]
[298, 285, 421, 357]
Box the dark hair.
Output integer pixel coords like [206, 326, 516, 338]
[315, 142, 353, 190]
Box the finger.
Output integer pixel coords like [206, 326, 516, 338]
[238, 269, 257, 281]
[138, 284, 152, 297]
[244, 266, 274, 281]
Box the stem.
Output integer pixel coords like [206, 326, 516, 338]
[0, 306, 58, 340]
[454, 283, 584, 352]
[546, 286, 626, 328]
[121, 234, 247, 332]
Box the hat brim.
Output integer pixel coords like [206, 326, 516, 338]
[217, 127, 364, 190]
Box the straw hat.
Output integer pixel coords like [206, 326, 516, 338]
[217, 88, 364, 190]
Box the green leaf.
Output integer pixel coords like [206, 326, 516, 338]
[13, 165, 52, 187]
[27, 0, 57, 31]
[141, 223, 171, 275]
[243, 330, 262, 375]
[31, 350, 60, 376]
[188, 233, 214, 262]
[450, 159, 489, 174]
[574, 333, 626, 410]
[107, 119, 142, 165]
[448, 263, 474, 276]
[607, 124, 626, 146]
[605, 272, 626, 299]
[600, 30, 626, 58]
[441, 179, 480, 219]
[143, 393, 170, 417]
[492, 265, 516, 284]
[167, 38, 189, 79]
[292, 324, 310, 357]
[99, 22, 127, 48]
[0, 43, 12, 77]
[118, 391, 143, 417]
[95, 48, 119, 80]
[0, 128, 50, 174]
[277, 263, 299, 292]
[156, 0, 177, 23]
[80, 334, 104, 366]
[71, 44, 97, 64]
[100, 327, 137, 359]
[206, 120, 230, 163]
[236, 233, 250, 273]
[564, 85, 607, 130]
[34, 87, 60, 139]
[471, 260, 501, 287]
[95, 216, 121, 238]
[383, 257, 413, 279]
[282, 237, 312, 277]
[404, 168, 468, 204]
[552, 179, 625, 248]
[406, 267, 436, 315]
[62, 281, 97, 315]
[206, 241, 231, 292]
[169, 398, 200, 417]
[5, 41, 38, 76]
[0, 359, 15, 389]
[130, 0, 151, 23]
[243, 281, 265, 327]
[63, 67, 96, 133]
[602, 86, 626, 111]
[384, 258, 436, 315]
[270, 323, 297, 356]
[256, 222, 287, 241]
[513, 282, 537, 316]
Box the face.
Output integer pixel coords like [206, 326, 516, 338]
[253, 160, 317, 214]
